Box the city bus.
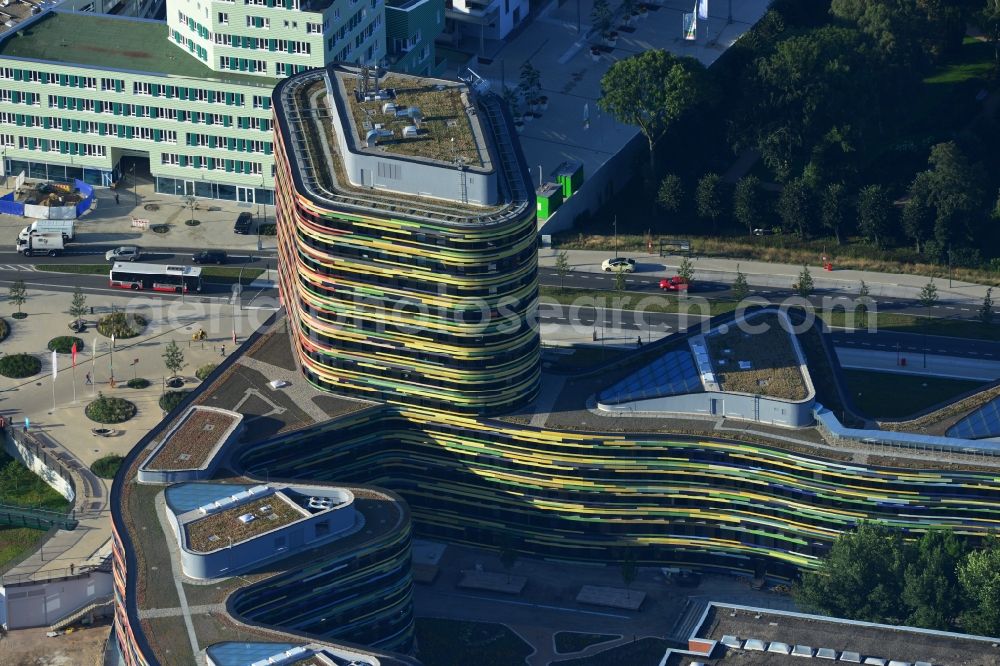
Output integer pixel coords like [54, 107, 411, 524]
[109, 262, 202, 293]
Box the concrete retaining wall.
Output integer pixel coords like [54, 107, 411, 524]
[4, 433, 74, 503]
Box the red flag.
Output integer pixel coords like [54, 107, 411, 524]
[71, 342, 77, 368]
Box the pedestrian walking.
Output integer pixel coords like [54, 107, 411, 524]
[85, 372, 92, 385]
[114, 192, 119, 205]
[220, 345, 225, 357]
[636, 336, 643, 348]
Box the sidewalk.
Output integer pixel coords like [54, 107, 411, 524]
[0, 178, 278, 254]
[0, 287, 270, 580]
[836, 348, 1000, 382]
[539, 248, 995, 305]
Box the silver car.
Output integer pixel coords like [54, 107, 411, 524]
[105, 245, 142, 262]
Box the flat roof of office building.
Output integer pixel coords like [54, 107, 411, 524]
[0, 11, 276, 87]
[664, 603, 1000, 666]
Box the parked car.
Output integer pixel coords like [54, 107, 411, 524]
[234, 212, 253, 234]
[105, 245, 143, 262]
[192, 250, 228, 265]
[601, 257, 636, 273]
[659, 275, 690, 292]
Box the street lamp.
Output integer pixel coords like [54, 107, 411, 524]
[131, 162, 137, 205]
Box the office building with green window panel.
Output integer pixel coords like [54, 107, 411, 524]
[0, 0, 388, 202]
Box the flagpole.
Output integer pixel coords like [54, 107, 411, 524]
[71, 342, 77, 404]
[91, 337, 97, 397]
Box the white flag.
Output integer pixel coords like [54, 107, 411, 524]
[697, 0, 708, 20]
[52, 349, 57, 380]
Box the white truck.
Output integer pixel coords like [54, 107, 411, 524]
[16, 232, 65, 256]
[18, 220, 74, 242]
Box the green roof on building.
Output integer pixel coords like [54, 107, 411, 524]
[0, 12, 277, 87]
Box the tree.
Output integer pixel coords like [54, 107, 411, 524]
[959, 536, 1000, 636]
[614, 268, 627, 294]
[741, 27, 883, 182]
[820, 182, 850, 245]
[795, 265, 814, 298]
[620, 549, 638, 599]
[918, 279, 938, 310]
[918, 279, 938, 368]
[733, 175, 764, 235]
[677, 256, 694, 283]
[657, 173, 684, 214]
[732, 265, 750, 301]
[162, 340, 187, 379]
[591, 0, 613, 37]
[981, 0, 1000, 63]
[796, 521, 909, 623]
[598, 50, 711, 174]
[980, 288, 994, 325]
[902, 172, 936, 254]
[498, 536, 519, 584]
[902, 529, 968, 630]
[857, 184, 892, 249]
[68, 286, 87, 328]
[777, 178, 814, 238]
[518, 61, 541, 105]
[925, 142, 988, 251]
[8, 279, 26, 315]
[555, 251, 570, 289]
[695, 172, 725, 232]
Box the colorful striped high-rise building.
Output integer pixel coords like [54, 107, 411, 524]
[273, 63, 539, 414]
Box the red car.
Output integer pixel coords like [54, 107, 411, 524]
[659, 275, 690, 292]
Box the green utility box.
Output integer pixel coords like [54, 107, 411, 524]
[536, 182, 564, 220]
[553, 161, 584, 199]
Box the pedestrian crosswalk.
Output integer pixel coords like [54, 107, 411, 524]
[0, 264, 38, 271]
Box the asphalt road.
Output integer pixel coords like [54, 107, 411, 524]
[0, 257, 992, 356]
[538, 267, 988, 321]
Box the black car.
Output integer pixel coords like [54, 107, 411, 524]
[192, 250, 228, 265]
[234, 212, 253, 234]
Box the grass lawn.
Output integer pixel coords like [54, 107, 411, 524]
[37, 264, 264, 284]
[0, 451, 70, 512]
[556, 637, 673, 665]
[415, 618, 533, 666]
[823, 311, 1000, 342]
[0, 526, 46, 569]
[843, 370, 986, 419]
[554, 632, 620, 654]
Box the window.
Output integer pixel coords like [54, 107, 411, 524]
[161, 153, 179, 165]
[306, 21, 321, 33]
[133, 82, 150, 96]
[217, 11, 229, 24]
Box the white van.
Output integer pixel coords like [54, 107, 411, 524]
[18, 219, 75, 242]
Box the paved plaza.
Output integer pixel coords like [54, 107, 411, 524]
[1, 285, 276, 581]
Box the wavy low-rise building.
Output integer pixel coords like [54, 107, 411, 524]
[272, 63, 540, 414]
[110, 332, 417, 666]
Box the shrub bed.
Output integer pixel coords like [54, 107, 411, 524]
[259, 223, 277, 236]
[159, 390, 189, 413]
[85, 393, 137, 424]
[47, 336, 84, 354]
[90, 455, 124, 479]
[195, 364, 217, 381]
[126, 378, 150, 389]
[0, 353, 40, 378]
[11, 312, 26, 320]
[0, 317, 9, 343]
[97, 312, 147, 339]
